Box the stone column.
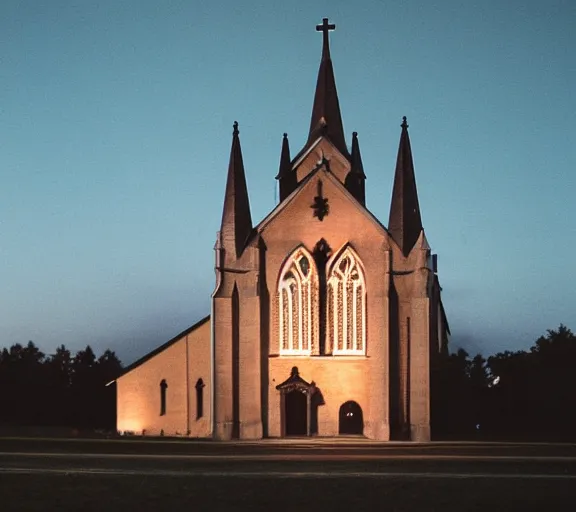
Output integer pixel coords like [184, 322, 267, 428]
[213, 295, 235, 441]
[409, 296, 431, 442]
[238, 274, 263, 439]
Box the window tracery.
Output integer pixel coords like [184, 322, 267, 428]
[278, 248, 318, 355]
[327, 248, 366, 355]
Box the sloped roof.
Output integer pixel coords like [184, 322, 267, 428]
[110, 315, 210, 383]
[253, 161, 391, 241]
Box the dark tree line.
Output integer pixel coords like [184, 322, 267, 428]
[1, 325, 575, 440]
[0, 342, 122, 431]
[432, 324, 576, 441]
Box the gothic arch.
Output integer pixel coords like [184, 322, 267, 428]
[278, 245, 319, 355]
[338, 401, 364, 435]
[326, 245, 367, 355]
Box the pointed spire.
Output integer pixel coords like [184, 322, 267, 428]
[275, 133, 291, 179]
[220, 121, 253, 258]
[351, 132, 366, 179]
[345, 131, 366, 205]
[388, 117, 423, 256]
[276, 133, 297, 202]
[308, 18, 348, 157]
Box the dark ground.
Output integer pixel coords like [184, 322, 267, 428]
[1, 437, 575, 511]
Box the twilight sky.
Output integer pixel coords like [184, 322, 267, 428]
[1, 0, 575, 365]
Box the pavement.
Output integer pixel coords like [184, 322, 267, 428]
[1, 437, 575, 511]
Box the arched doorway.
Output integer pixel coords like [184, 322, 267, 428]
[276, 367, 320, 437]
[339, 401, 364, 435]
[285, 390, 307, 436]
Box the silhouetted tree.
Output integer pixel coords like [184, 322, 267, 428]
[0, 341, 122, 432]
[95, 350, 122, 429]
[70, 346, 99, 428]
[0, 342, 47, 425]
[44, 345, 73, 425]
[484, 325, 576, 440]
[431, 348, 474, 438]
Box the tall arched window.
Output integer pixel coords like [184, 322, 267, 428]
[278, 247, 318, 355]
[327, 247, 366, 355]
[195, 378, 205, 419]
[159, 379, 168, 416]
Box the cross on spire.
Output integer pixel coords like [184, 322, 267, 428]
[316, 18, 335, 57]
[307, 16, 347, 156]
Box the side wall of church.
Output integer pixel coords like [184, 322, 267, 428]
[116, 339, 188, 436]
[116, 320, 211, 437]
[260, 171, 392, 439]
[185, 320, 212, 437]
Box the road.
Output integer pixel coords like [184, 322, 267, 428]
[1, 437, 575, 511]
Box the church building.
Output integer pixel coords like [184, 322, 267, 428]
[114, 19, 450, 442]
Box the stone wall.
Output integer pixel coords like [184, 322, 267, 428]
[116, 319, 211, 437]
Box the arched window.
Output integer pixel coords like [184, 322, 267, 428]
[159, 379, 168, 416]
[327, 247, 366, 355]
[195, 378, 205, 419]
[278, 247, 318, 355]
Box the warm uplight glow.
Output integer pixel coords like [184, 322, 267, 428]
[117, 420, 142, 434]
[279, 247, 318, 355]
[328, 246, 366, 355]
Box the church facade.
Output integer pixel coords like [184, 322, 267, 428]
[114, 19, 450, 442]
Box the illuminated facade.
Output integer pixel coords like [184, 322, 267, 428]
[115, 18, 450, 442]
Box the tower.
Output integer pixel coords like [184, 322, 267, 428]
[211, 18, 447, 442]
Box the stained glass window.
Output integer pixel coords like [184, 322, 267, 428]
[327, 248, 366, 355]
[278, 248, 318, 354]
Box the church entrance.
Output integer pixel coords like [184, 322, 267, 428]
[338, 401, 364, 435]
[285, 390, 307, 436]
[276, 366, 321, 437]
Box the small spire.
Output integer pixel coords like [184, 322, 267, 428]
[388, 117, 423, 256]
[351, 132, 365, 176]
[220, 120, 253, 258]
[350, 132, 366, 178]
[345, 131, 366, 205]
[308, 18, 348, 157]
[276, 133, 291, 178]
[276, 132, 296, 201]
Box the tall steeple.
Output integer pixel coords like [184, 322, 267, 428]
[308, 18, 348, 157]
[275, 133, 296, 202]
[220, 121, 253, 258]
[388, 117, 423, 256]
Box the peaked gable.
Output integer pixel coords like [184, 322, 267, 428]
[257, 165, 391, 248]
[292, 137, 351, 185]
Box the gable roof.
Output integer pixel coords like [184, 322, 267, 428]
[109, 315, 210, 384]
[254, 162, 391, 242]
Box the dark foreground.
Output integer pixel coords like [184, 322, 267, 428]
[1, 437, 575, 511]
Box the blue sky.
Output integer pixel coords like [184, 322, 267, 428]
[1, 0, 575, 365]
